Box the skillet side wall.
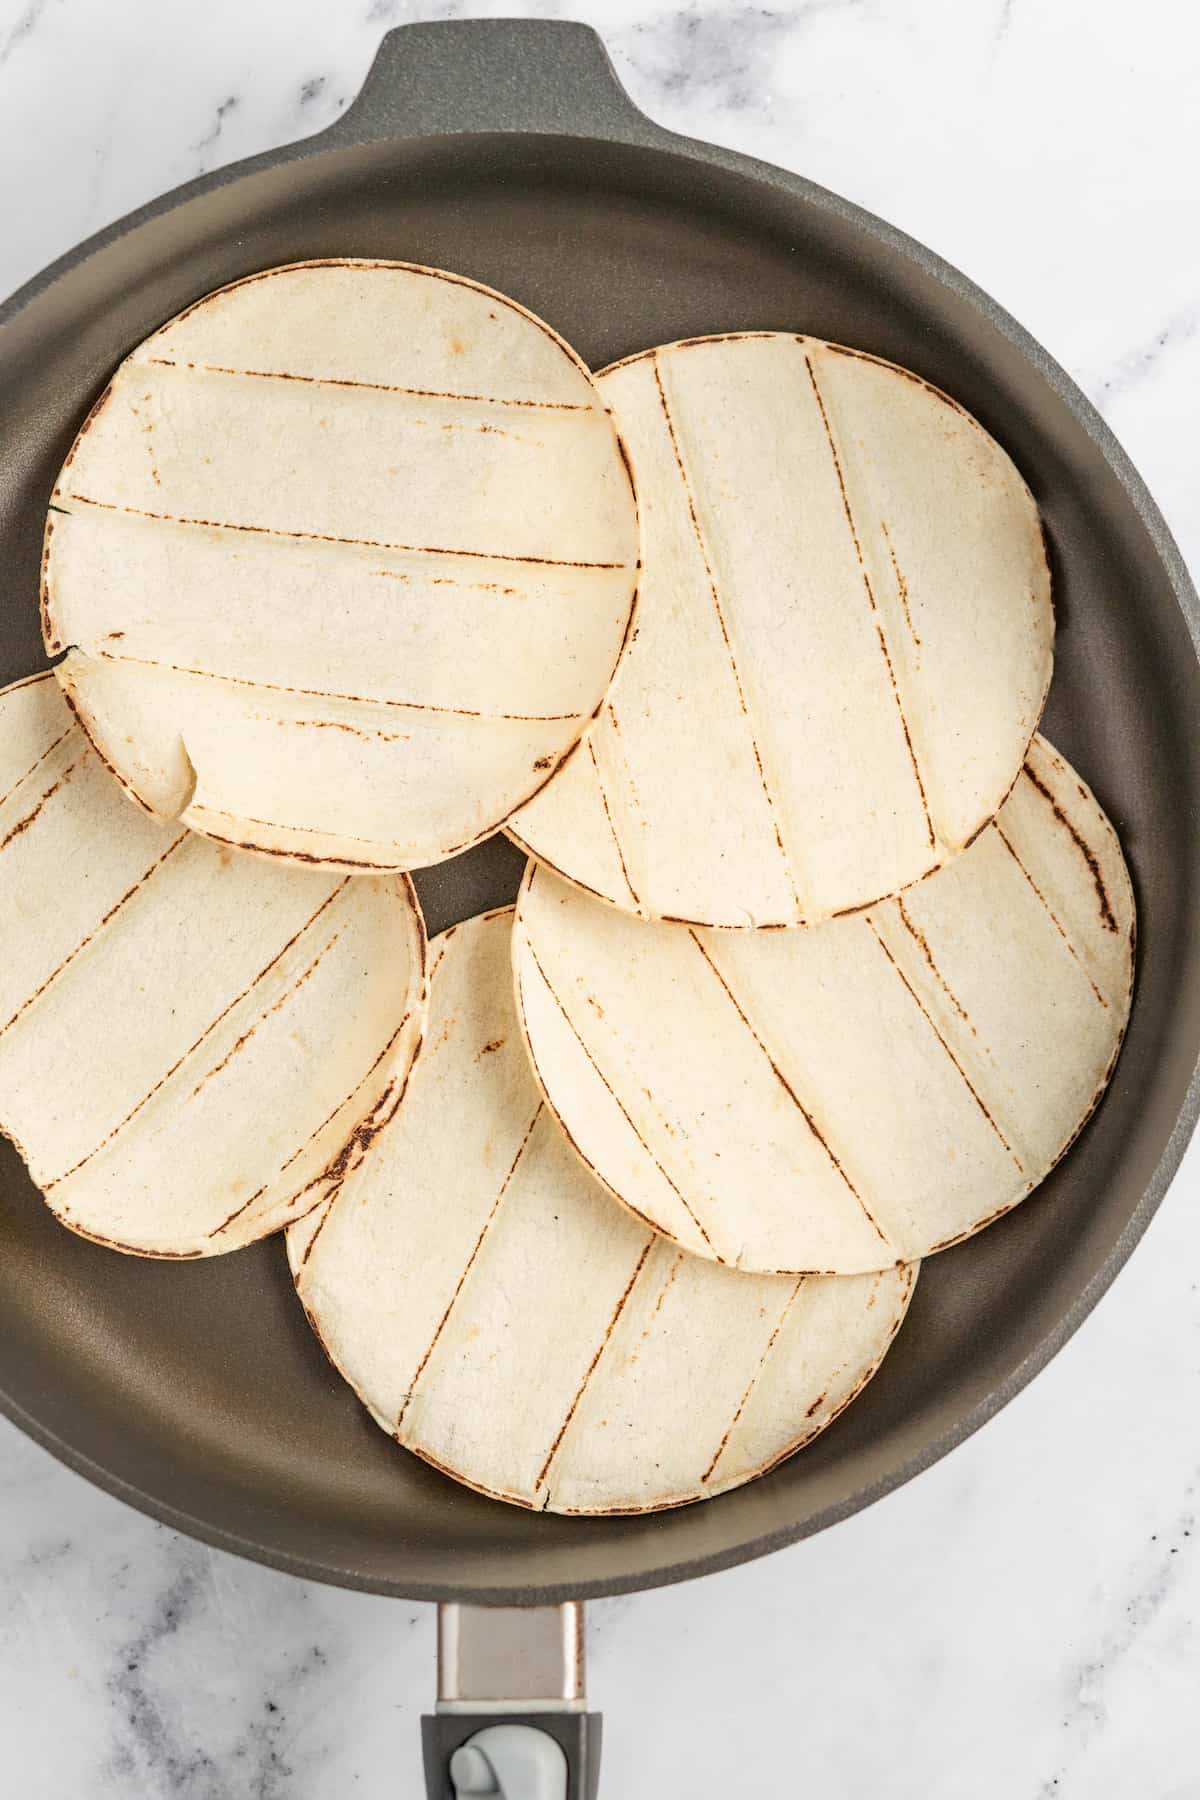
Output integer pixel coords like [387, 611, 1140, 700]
[0, 128, 1196, 1601]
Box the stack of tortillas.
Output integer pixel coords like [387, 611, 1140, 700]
[0, 261, 1133, 1514]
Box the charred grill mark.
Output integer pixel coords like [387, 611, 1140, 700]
[832, 891, 890, 919]
[399, 417, 532, 444]
[686, 932, 893, 1248]
[994, 824, 1110, 1009]
[189, 929, 341, 1099]
[289, 1045, 422, 1243]
[1021, 762, 1119, 932]
[293, 1198, 337, 1271]
[652, 352, 804, 921]
[587, 735, 641, 908]
[144, 355, 591, 411]
[803, 350, 936, 851]
[525, 736, 581, 798]
[65, 492, 628, 570]
[371, 568, 522, 597]
[193, 809, 388, 848]
[40, 515, 59, 651]
[642, 1251, 684, 1337]
[600, 701, 655, 891]
[894, 897, 976, 1033]
[585, 556, 642, 746]
[613, 427, 637, 502]
[278, 717, 408, 743]
[522, 936, 716, 1254]
[131, 399, 164, 489]
[534, 1234, 656, 1493]
[0, 725, 75, 814]
[89, 647, 585, 724]
[867, 919, 1025, 1171]
[879, 518, 921, 648]
[45, 879, 351, 1192]
[0, 751, 87, 853]
[0, 832, 189, 1041]
[701, 1276, 806, 1483]
[658, 911, 742, 929]
[397, 1103, 545, 1430]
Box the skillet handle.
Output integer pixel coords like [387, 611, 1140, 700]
[324, 18, 666, 148]
[423, 1603, 601, 1800]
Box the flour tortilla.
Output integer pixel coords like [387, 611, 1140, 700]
[288, 908, 914, 1514]
[42, 259, 639, 871]
[510, 332, 1053, 927]
[0, 673, 426, 1256]
[513, 736, 1133, 1274]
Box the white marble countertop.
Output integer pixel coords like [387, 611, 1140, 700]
[1, 2, 1198, 1794]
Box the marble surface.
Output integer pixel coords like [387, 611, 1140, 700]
[1, 1, 1198, 1794]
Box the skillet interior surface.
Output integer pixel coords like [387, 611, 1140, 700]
[1, 30, 1198, 1601]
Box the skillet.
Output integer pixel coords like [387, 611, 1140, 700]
[1, 19, 1198, 1796]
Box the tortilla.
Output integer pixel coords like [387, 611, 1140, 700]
[288, 908, 914, 1514]
[42, 259, 639, 872]
[0, 673, 426, 1256]
[513, 736, 1133, 1274]
[510, 332, 1053, 927]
